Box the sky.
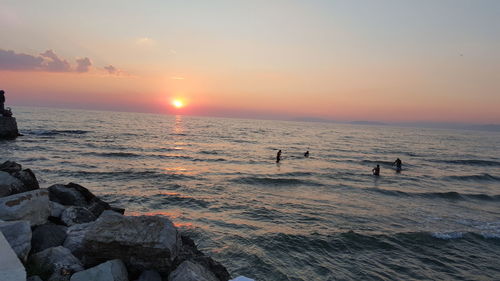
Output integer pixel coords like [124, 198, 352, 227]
[0, 0, 499, 123]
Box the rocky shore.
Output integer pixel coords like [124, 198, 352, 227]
[0, 160, 243, 281]
[0, 116, 21, 139]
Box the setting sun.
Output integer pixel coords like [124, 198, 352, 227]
[172, 99, 184, 109]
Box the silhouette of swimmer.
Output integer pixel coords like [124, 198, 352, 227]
[276, 150, 282, 163]
[393, 158, 402, 171]
[304, 151, 309, 158]
[0, 90, 5, 115]
[372, 164, 380, 176]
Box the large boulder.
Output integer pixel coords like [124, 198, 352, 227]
[0, 161, 40, 197]
[0, 171, 25, 197]
[0, 231, 26, 281]
[63, 222, 92, 257]
[0, 116, 20, 139]
[0, 220, 32, 262]
[174, 235, 231, 281]
[12, 169, 40, 191]
[0, 189, 50, 226]
[0, 161, 22, 174]
[60, 206, 96, 226]
[48, 184, 87, 207]
[48, 182, 120, 217]
[31, 223, 67, 254]
[70, 259, 128, 281]
[27, 246, 83, 281]
[66, 211, 181, 276]
[168, 261, 219, 281]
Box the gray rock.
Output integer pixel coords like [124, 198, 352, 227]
[0, 220, 32, 262]
[0, 231, 26, 281]
[135, 270, 162, 281]
[78, 211, 181, 275]
[48, 182, 122, 217]
[50, 201, 67, 218]
[48, 184, 87, 207]
[0, 189, 50, 226]
[176, 235, 231, 281]
[31, 223, 67, 254]
[12, 168, 40, 191]
[0, 171, 25, 197]
[168, 261, 219, 281]
[70, 259, 128, 281]
[0, 160, 22, 174]
[63, 222, 93, 257]
[27, 276, 43, 281]
[0, 116, 20, 139]
[61, 206, 96, 226]
[28, 246, 83, 281]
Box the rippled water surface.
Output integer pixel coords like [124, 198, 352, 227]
[2, 107, 500, 280]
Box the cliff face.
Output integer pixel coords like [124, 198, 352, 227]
[0, 117, 20, 139]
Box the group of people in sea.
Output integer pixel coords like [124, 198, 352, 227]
[276, 149, 402, 176]
[276, 149, 309, 163]
[372, 158, 402, 176]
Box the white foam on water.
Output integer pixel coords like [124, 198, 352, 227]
[431, 232, 464, 239]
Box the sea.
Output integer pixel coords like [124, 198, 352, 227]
[2, 107, 500, 281]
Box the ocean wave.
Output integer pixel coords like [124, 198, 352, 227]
[231, 176, 322, 186]
[199, 150, 220, 155]
[251, 231, 499, 255]
[27, 129, 89, 136]
[445, 173, 500, 182]
[431, 232, 465, 239]
[431, 159, 500, 167]
[361, 160, 395, 166]
[83, 151, 141, 158]
[365, 187, 500, 202]
[154, 193, 210, 209]
[50, 169, 197, 181]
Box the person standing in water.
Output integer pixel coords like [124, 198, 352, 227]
[276, 150, 282, 163]
[372, 164, 380, 176]
[0, 90, 5, 115]
[304, 151, 309, 158]
[393, 158, 402, 171]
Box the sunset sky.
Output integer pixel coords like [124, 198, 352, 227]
[1, 0, 499, 123]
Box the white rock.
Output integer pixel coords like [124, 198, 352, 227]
[70, 259, 128, 281]
[0, 189, 50, 226]
[0, 220, 32, 262]
[77, 211, 180, 275]
[0, 231, 26, 281]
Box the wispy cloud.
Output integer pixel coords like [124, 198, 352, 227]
[170, 76, 185, 80]
[104, 65, 117, 74]
[135, 37, 155, 47]
[103, 64, 127, 76]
